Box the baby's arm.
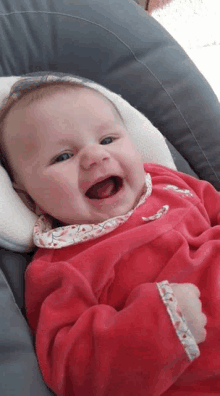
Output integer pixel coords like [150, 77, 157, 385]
[25, 261, 199, 396]
[146, 162, 220, 224]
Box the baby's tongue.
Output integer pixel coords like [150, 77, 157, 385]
[88, 177, 115, 199]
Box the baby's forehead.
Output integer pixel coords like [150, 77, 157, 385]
[3, 86, 124, 149]
[2, 104, 38, 160]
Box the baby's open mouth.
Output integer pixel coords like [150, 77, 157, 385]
[85, 176, 123, 199]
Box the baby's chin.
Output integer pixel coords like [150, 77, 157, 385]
[51, 211, 123, 228]
[51, 187, 145, 228]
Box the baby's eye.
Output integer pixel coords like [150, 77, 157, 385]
[52, 137, 115, 164]
[100, 137, 115, 145]
[54, 152, 73, 163]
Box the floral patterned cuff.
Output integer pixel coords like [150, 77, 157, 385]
[156, 280, 200, 362]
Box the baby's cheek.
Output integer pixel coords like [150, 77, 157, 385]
[32, 179, 63, 210]
[45, 179, 75, 211]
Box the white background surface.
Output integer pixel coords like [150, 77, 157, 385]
[151, 0, 220, 101]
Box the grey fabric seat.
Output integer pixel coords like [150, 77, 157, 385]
[0, 0, 220, 394]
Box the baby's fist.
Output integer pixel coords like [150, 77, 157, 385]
[170, 283, 207, 344]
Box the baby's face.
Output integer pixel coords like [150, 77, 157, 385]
[3, 88, 146, 225]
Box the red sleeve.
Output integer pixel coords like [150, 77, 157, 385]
[144, 162, 220, 225]
[25, 258, 195, 396]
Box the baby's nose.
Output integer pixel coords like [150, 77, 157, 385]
[80, 144, 111, 169]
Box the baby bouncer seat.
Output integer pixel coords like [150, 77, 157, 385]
[0, 0, 220, 395]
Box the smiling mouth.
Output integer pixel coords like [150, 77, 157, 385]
[85, 176, 123, 200]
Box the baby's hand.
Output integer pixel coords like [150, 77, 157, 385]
[170, 283, 207, 344]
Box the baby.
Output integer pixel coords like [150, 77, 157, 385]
[0, 80, 217, 396]
[2, 82, 147, 225]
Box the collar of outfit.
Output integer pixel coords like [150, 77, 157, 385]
[33, 173, 152, 249]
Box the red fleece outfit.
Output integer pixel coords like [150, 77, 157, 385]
[25, 163, 220, 395]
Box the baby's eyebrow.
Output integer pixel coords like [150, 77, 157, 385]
[55, 122, 115, 146]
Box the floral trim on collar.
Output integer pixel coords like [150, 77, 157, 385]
[33, 173, 152, 249]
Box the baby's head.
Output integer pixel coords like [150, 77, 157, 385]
[0, 79, 146, 225]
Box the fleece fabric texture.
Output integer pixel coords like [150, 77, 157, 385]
[25, 163, 220, 396]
